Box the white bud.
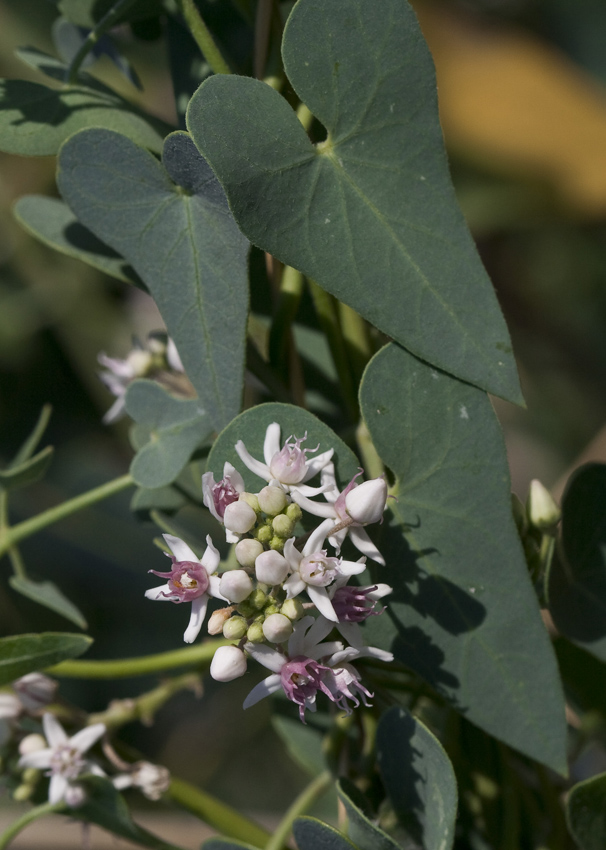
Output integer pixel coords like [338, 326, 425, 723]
[207, 606, 234, 635]
[345, 478, 388, 525]
[235, 538, 264, 568]
[219, 569, 254, 603]
[223, 501, 257, 534]
[210, 645, 247, 682]
[18, 733, 47, 756]
[14, 673, 58, 712]
[0, 693, 21, 720]
[257, 486, 288, 516]
[527, 479, 561, 530]
[126, 349, 153, 376]
[281, 598, 304, 621]
[262, 613, 293, 643]
[131, 761, 170, 801]
[255, 549, 289, 585]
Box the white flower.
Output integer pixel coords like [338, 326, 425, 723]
[113, 761, 170, 800]
[145, 534, 227, 643]
[18, 713, 106, 806]
[210, 646, 248, 682]
[291, 464, 387, 564]
[282, 519, 366, 622]
[202, 462, 246, 543]
[234, 422, 334, 495]
[328, 578, 393, 648]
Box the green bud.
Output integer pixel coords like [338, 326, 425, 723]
[281, 598, 305, 621]
[240, 492, 261, 513]
[258, 485, 288, 516]
[527, 479, 561, 531]
[255, 524, 273, 544]
[13, 784, 32, 802]
[22, 768, 40, 786]
[235, 538, 264, 568]
[223, 616, 248, 640]
[286, 503, 303, 523]
[272, 514, 295, 538]
[236, 599, 255, 618]
[249, 588, 267, 610]
[247, 621, 265, 643]
[269, 536, 285, 552]
[264, 604, 281, 617]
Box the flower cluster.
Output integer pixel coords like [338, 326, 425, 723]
[146, 422, 394, 722]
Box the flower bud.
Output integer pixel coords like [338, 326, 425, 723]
[18, 734, 47, 756]
[258, 486, 288, 516]
[223, 500, 257, 534]
[64, 784, 87, 808]
[219, 570, 254, 603]
[264, 603, 280, 616]
[210, 646, 247, 682]
[270, 536, 285, 552]
[262, 613, 293, 643]
[246, 621, 265, 643]
[255, 550, 289, 585]
[223, 616, 248, 640]
[14, 673, 58, 712]
[527, 479, 561, 531]
[345, 478, 387, 525]
[130, 761, 171, 801]
[254, 524, 273, 544]
[22, 768, 40, 785]
[272, 514, 295, 538]
[207, 606, 234, 635]
[127, 349, 154, 376]
[235, 538, 264, 568]
[240, 492, 260, 513]
[249, 588, 267, 610]
[281, 598, 304, 621]
[13, 784, 32, 802]
[286, 503, 303, 523]
[0, 693, 21, 720]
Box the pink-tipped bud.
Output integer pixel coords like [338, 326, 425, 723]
[345, 478, 388, 525]
[262, 613, 293, 643]
[210, 646, 247, 682]
[219, 570, 254, 603]
[223, 501, 257, 534]
[255, 550, 289, 585]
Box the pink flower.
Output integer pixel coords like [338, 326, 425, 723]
[202, 462, 246, 542]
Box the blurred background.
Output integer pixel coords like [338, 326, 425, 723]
[1, 0, 606, 836]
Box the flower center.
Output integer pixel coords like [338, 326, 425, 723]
[300, 552, 339, 587]
[50, 745, 85, 779]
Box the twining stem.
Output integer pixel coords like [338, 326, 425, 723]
[0, 802, 65, 849]
[269, 266, 304, 385]
[339, 302, 371, 384]
[0, 473, 135, 558]
[265, 770, 332, 850]
[176, 0, 232, 75]
[88, 672, 201, 729]
[356, 421, 384, 481]
[67, 0, 140, 84]
[169, 777, 271, 849]
[47, 639, 228, 679]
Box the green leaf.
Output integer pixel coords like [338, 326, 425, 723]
[294, 817, 360, 850]
[0, 446, 53, 492]
[359, 343, 566, 773]
[0, 76, 166, 156]
[338, 780, 400, 850]
[9, 404, 52, 468]
[57, 130, 250, 431]
[207, 402, 360, 493]
[125, 380, 213, 489]
[202, 841, 260, 850]
[272, 715, 326, 776]
[377, 706, 457, 850]
[9, 577, 87, 629]
[566, 773, 606, 850]
[0, 632, 92, 687]
[14, 196, 142, 287]
[75, 777, 188, 850]
[554, 637, 606, 716]
[187, 0, 522, 405]
[546, 463, 606, 661]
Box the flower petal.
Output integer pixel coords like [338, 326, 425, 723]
[336, 621, 364, 648]
[145, 584, 174, 601]
[244, 642, 286, 673]
[70, 723, 106, 754]
[283, 574, 306, 599]
[43, 713, 68, 748]
[338, 557, 368, 576]
[307, 640, 343, 661]
[183, 596, 208, 643]
[349, 527, 385, 565]
[224, 462, 245, 493]
[303, 615, 334, 647]
[48, 773, 69, 805]
[302, 518, 336, 556]
[302, 448, 334, 481]
[201, 535, 220, 575]
[291, 492, 336, 519]
[18, 749, 53, 770]
[207, 574, 229, 601]
[235, 440, 270, 481]
[283, 537, 302, 568]
[263, 423, 281, 466]
[163, 534, 199, 563]
[287, 615, 316, 657]
[243, 674, 282, 709]
[307, 586, 338, 622]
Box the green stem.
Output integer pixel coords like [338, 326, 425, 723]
[265, 770, 332, 850]
[8, 545, 27, 580]
[356, 421, 384, 480]
[47, 639, 228, 679]
[67, 0, 139, 84]
[176, 0, 232, 75]
[269, 266, 304, 374]
[168, 777, 271, 849]
[0, 802, 65, 849]
[88, 672, 201, 729]
[0, 474, 135, 557]
[339, 302, 371, 383]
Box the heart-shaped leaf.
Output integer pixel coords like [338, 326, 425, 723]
[9, 577, 87, 629]
[546, 463, 606, 661]
[294, 818, 360, 850]
[566, 773, 606, 850]
[58, 129, 250, 431]
[377, 706, 457, 850]
[359, 343, 566, 773]
[0, 632, 92, 687]
[187, 0, 521, 405]
[338, 780, 400, 850]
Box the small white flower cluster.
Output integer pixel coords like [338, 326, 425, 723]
[146, 422, 394, 722]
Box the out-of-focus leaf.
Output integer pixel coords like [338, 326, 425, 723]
[0, 446, 53, 492]
[554, 637, 606, 716]
[377, 706, 457, 850]
[125, 381, 212, 489]
[566, 772, 606, 850]
[188, 0, 522, 404]
[546, 463, 606, 661]
[75, 777, 187, 850]
[166, 14, 211, 130]
[294, 818, 360, 850]
[338, 780, 400, 850]
[202, 842, 259, 850]
[360, 343, 567, 774]
[58, 0, 164, 27]
[58, 130, 249, 431]
[52, 17, 142, 90]
[9, 405, 52, 468]
[272, 715, 325, 776]
[14, 196, 142, 287]
[0, 633, 92, 686]
[9, 578, 87, 629]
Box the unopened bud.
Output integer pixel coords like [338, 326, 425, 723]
[527, 480, 560, 531]
[246, 621, 265, 643]
[254, 524, 273, 544]
[345, 478, 387, 525]
[223, 616, 248, 640]
[127, 349, 154, 376]
[272, 514, 295, 538]
[249, 588, 267, 610]
[264, 603, 280, 616]
[255, 550, 289, 585]
[223, 501, 257, 534]
[258, 486, 288, 516]
[13, 784, 32, 802]
[262, 613, 293, 643]
[269, 536, 285, 552]
[64, 784, 86, 808]
[240, 492, 260, 513]
[18, 734, 47, 756]
[207, 606, 234, 635]
[281, 598, 304, 621]
[219, 570, 254, 603]
[210, 646, 248, 682]
[235, 538, 264, 568]
[14, 673, 58, 712]
[22, 768, 40, 785]
[286, 503, 303, 523]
